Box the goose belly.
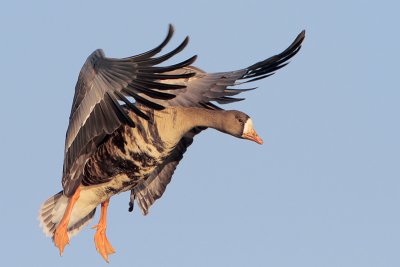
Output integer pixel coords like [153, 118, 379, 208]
[81, 122, 170, 203]
[81, 173, 143, 205]
[81, 155, 162, 206]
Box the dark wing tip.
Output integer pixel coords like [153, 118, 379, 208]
[188, 54, 198, 64]
[294, 30, 306, 47]
[166, 24, 175, 42]
[241, 30, 305, 82]
[123, 24, 175, 61]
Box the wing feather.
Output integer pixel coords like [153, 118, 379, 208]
[147, 30, 305, 109]
[131, 128, 204, 215]
[62, 25, 197, 196]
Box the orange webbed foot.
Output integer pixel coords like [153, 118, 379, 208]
[92, 224, 115, 262]
[53, 223, 69, 256]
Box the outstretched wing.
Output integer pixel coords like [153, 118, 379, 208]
[62, 25, 197, 196]
[150, 30, 305, 109]
[131, 30, 306, 213]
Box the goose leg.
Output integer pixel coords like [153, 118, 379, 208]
[53, 187, 81, 256]
[92, 199, 115, 262]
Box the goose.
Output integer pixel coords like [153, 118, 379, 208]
[39, 25, 305, 262]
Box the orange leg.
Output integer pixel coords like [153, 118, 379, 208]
[92, 199, 115, 262]
[53, 187, 81, 256]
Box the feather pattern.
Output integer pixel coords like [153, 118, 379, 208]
[131, 127, 204, 215]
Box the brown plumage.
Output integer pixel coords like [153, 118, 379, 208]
[39, 25, 305, 262]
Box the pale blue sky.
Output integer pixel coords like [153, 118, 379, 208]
[1, 1, 399, 266]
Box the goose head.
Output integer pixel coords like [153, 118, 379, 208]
[223, 111, 263, 145]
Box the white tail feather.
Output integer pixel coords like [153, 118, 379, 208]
[38, 191, 96, 238]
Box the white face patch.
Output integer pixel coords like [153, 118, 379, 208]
[243, 118, 254, 135]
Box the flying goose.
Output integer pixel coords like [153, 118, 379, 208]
[39, 25, 305, 262]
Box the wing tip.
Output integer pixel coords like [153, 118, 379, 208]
[295, 30, 306, 46]
[166, 24, 175, 39]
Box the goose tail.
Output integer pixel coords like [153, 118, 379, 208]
[38, 191, 96, 238]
